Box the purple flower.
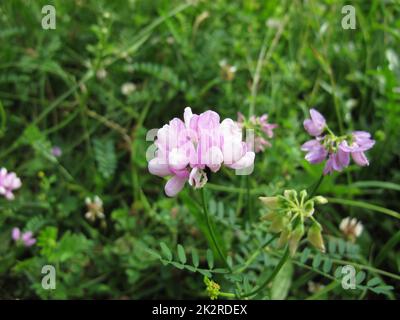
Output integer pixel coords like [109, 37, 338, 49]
[301, 139, 328, 164]
[302, 109, 375, 175]
[51, 146, 62, 158]
[12, 227, 36, 247]
[0, 168, 22, 200]
[323, 148, 350, 175]
[303, 109, 326, 137]
[339, 131, 375, 166]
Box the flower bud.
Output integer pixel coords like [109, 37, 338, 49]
[261, 211, 277, 221]
[289, 223, 304, 256]
[303, 200, 315, 217]
[313, 196, 328, 204]
[284, 189, 297, 202]
[299, 189, 308, 203]
[270, 215, 289, 233]
[259, 196, 279, 209]
[307, 222, 325, 252]
[277, 226, 291, 248]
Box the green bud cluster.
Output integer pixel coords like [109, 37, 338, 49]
[259, 189, 327, 256]
[204, 277, 220, 300]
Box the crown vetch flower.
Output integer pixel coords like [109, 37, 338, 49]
[0, 168, 22, 200]
[12, 227, 36, 247]
[301, 109, 375, 175]
[149, 107, 255, 197]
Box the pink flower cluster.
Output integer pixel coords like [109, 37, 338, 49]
[237, 113, 277, 153]
[0, 168, 22, 200]
[301, 109, 375, 175]
[148, 107, 255, 196]
[12, 228, 36, 247]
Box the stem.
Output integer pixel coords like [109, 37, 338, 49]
[309, 173, 324, 197]
[200, 188, 231, 271]
[239, 247, 290, 298]
[246, 175, 253, 222]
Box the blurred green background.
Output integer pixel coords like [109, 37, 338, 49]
[0, 0, 399, 299]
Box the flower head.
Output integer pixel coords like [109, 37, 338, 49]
[51, 146, 62, 158]
[0, 168, 22, 200]
[259, 189, 327, 256]
[219, 59, 237, 81]
[204, 276, 220, 300]
[301, 109, 375, 175]
[339, 217, 363, 242]
[12, 227, 36, 247]
[148, 107, 255, 197]
[85, 195, 105, 222]
[236, 112, 277, 153]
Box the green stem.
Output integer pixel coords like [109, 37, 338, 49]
[309, 173, 325, 197]
[200, 188, 231, 271]
[246, 175, 253, 222]
[239, 247, 290, 298]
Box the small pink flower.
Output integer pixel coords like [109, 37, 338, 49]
[11, 227, 36, 247]
[0, 168, 22, 200]
[51, 146, 62, 158]
[236, 112, 277, 153]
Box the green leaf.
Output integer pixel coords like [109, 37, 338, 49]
[93, 138, 117, 179]
[206, 249, 214, 269]
[356, 271, 366, 284]
[322, 258, 333, 273]
[312, 253, 322, 268]
[271, 261, 293, 300]
[367, 277, 381, 287]
[191, 248, 199, 268]
[177, 244, 187, 264]
[160, 242, 172, 261]
[327, 197, 400, 220]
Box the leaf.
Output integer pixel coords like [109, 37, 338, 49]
[370, 285, 394, 295]
[327, 197, 400, 220]
[300, 248, 311, 264]
[271, 261, 293, 300]
[322, 258, 333, 273]
[367, 277, 381, 287]
[171, 261, 185, 270]
[177, 244, 187, 264]
[312, 253, 322, 268]
[191, 248, 199, 268]
[160, 242, 172, 261]
[206, 249, 214, 269]
[93, 138, 117, 179]
[356, 271, 366, 284]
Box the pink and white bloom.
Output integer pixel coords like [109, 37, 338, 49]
[0, 168, 22, 200]
[12, 227, 36, 247]
[148, 107, 255, 197]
